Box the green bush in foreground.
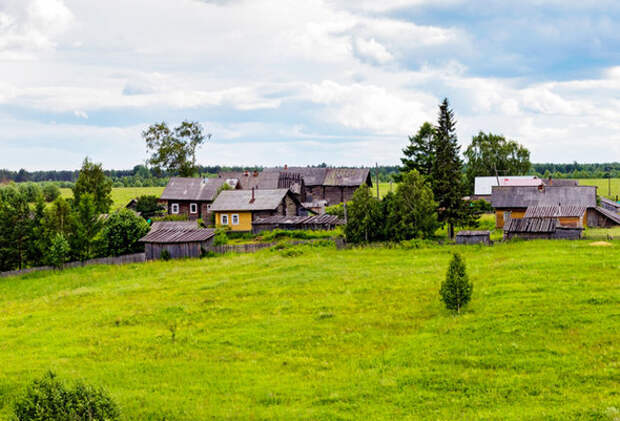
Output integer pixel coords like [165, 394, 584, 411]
[440, 253, 473, 313]
[14, 371, 119, 421]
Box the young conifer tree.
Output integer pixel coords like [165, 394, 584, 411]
[440, 253, 473, 313]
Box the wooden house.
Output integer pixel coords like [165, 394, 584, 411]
[140, 227, 216, 260]
[491, 185, 597, 228]
[209, 188, 303, 232]
[219, 167, 372, 206]
[159, 177, 236, 220]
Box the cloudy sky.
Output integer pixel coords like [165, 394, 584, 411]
[1, 0, 620, 170]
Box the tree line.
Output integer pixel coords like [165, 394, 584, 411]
[0, 159, 150, 272]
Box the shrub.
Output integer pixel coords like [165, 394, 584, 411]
[14, 371, 120, 421]
[48, 233, 70, 269]
[280, 247, 304, 257]
[135, 195, 164, 220]
[100, 209, 150, 256]
[440, 253, 473, 313]
[42, 184, 61, 202]
[160, 249, 171, 261]
[152, 214, 188, 222]
[212, 230, 228, 246]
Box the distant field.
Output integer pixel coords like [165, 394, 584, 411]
[0, 240, 618, 420]
[577, 178, 620, 199]
[60, 187, 164, 210]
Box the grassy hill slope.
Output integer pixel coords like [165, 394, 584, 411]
[1, 241, 618, 420]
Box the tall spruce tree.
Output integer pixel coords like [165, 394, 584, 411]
[398, 122, 436, 180]
[430, 98, 474, 238]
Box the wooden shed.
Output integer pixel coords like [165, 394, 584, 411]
[503, 217, 582, 240]
[140, 228, 216, 260]
[455, 230, 491, 245]
[252, 214, 344, 234]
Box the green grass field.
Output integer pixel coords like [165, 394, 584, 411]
[1, 240, 618, 420]
[60, 187, 164, 210]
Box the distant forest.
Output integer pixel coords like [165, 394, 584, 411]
[0, 162, 619, 187]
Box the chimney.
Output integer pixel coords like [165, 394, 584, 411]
[249, 187, 255, 203]
[549, 176, 552, 186]
[253, 170, 259, 177]
[284, 164, 288, 170]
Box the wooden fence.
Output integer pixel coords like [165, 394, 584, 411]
[0, 253, 146, 278]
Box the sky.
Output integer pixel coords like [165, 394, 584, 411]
[1, 0, 620, 170]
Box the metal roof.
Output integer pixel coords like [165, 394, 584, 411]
[474, 176, 541, 196]
[160, 177, 227, 201]
[209, 189, 291, 212]
[524, 205, 586, 218]
[491, 185, 597, 209]
[150, 221, 199, 231]
[140, 228, 216, 243]
[323, 168, 371, 187]
[504, 217, 557, 233]
[252, 214, 343, 225]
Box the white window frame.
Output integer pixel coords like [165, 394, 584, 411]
[232, 214, 239, 225]
[171, 203, 179, 214]
[221, 214, 229, 225]
[190, 203, 198, 214]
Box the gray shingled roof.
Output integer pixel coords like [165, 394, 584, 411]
[525, 205, 587, 218]
[593, 206, 620, 225]
[505, 217, 557, 233]
[252, 214, 343, 225]
[323, 168, 371, 186]
[150, 221, 199, 231]
[600, 196, 620, 210]
[491, 186, 597, 209]
[210, 189, 290, 211]
[160, 177, 226, 201]
[227, 167, 372, 188]
[140, 228, 216, 243]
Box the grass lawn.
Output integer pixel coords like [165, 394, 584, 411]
[60, 187, 164, 210]
[0, 240, 618, 420]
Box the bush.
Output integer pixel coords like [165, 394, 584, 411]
[440, 253, 473, 313]
[160, 249, 171, 261]
[135, 195, 164, 220]
[152, 214, 188, 222]
[212, 230, 228, 246]
[42, 184, 61, 202]
[100, 209, 150, 256]
[14, 371, 120, 421]
[48, 233, 70, 269]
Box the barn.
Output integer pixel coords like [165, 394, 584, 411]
[159, 177, 236, 220]
[455, 230, 491, 245]
[140, 228, 216, 260]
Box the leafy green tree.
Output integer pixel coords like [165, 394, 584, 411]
[27, 196, 47, 267]
[440, 253, 473, 313]
[384, 170, 439, 240]
[345, 186, 383, 243]
[100, 209, 150, 256]
[48, 233, 70, 269]
[42, 184, 61, 202]
[135, 195, 164, 220]
[43, 197, 73, 237]
[464, 132, 531, 192]
[0, 188, 33, 271]
[398, 122, 435, 181]
[17, 182, 42, 202]
[430, 98, 476, 238]
[143, 121, 211, 177]
[71, 193, 103, 261]
[72, 158, 113, 214]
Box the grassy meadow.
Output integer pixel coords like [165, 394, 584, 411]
[60, 187, 164, 210]
[1, 240, 618, 420]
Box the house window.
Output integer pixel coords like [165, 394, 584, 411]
[232, 214, 239, 225]
[171, 203, 179, 214]
[221, 214, 229, 225]
[190, 203, 198, 214]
